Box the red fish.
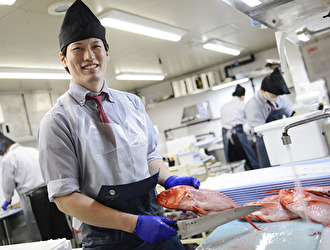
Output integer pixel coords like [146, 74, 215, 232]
[267, 186, 330, 198]
[243, 194, 300, 222]
[279, 188, 330, 227]
[155, 185, 260, 230]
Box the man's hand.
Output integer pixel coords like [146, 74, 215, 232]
[164, 175, 200, 190]
[133, 215, 177, 243]
[2, 200, 11, 211]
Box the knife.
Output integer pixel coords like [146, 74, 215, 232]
[169, 205, 265, 239]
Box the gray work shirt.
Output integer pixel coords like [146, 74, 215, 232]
[2, 143, 45, 199]
[38, 81, 161, 201]
[245, 90, 294, 131]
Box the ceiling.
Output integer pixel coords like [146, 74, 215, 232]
[0, 0, 328, 92]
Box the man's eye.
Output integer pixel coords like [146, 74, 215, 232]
[72, 47, 81, 51]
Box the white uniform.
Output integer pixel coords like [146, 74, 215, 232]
[2, 143, 44, 241]
[221, 96, 246, 129]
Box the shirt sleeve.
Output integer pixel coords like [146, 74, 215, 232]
[245, 98, 267, 131]
[279, 96, 294, 117]
[1, 158, 16, 200]
[38, 106, 80, 201]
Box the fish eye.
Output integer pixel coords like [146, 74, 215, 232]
[165, 190, 171, 194]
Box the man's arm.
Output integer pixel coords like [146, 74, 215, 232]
[148, 158, 171, 186]
[54, 191, 178, 244]
[148, 158, 200, 190]
[54, 192, 137, 233]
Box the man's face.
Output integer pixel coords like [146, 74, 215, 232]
[262, 90, 279, 102]
[60, 38, 109, 92]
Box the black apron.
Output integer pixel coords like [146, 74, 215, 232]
[222, 125, 260, 169]
[81, 172, 183, 250]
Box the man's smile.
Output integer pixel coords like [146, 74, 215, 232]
[83, 64, 98, 69]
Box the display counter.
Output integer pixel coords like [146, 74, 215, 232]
[196, 157, 330, 249]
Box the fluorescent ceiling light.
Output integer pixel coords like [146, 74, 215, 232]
[297, 33, 310, 42]
[240, 0, 262, 7]
[99, 10, 187, 42]
[0, 67, 71, 80]
[296, 28, 311, 42]
[116, 73, 166, 81]
[48, 1, 72, 16]
[0, 0, 16, 5]
[203, 40, 243, 56]
[212, 78, 249, 91]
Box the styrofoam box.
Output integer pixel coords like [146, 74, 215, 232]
[0, 239, 72, 250]
[254, 111, 329, 166]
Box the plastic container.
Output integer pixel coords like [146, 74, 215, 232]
[177, 151, 200, 165]
[254, 111, 329, 166]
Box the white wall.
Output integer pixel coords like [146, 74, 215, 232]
[142, 47, 300, 158]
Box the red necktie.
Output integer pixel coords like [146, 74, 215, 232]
[86, 93, 116, 146]
[267, 100, 276, 111]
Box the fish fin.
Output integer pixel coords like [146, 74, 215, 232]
[193, 206, 210, 215]
[243, 215, 261, 230]
[265, 189, 281, 194]
[305, 190, 330, 198]
[255, 215, 270, 223]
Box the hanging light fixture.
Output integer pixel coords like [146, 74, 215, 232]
[0, 0, 16, 5]
[116, 72, 167, 81]
[203, 39, 244, 56]
[0, 67, 71, 80]
[99, 10, 187, 42]
[212, 78, 249, 91]
[239, 0, 262, 8]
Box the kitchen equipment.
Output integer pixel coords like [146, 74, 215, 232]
[254, 111, 329, 166]
[170, 205, 264, 238]
[281, 110, 330, 145]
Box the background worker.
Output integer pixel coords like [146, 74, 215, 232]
[0, 133, 72, 241]
[245, 67, 298, 168]
[221, 84, 259, 170]
[38, 0, 199, 249]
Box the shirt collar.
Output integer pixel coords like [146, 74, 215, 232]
[257, 89, 268, 104]
[4, 143, 19, 156]
[69, 80, 114, 106]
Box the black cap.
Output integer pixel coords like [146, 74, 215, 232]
[59, 0, 108, 51]
[232, 84, 245, 97]
[0, 133, 15, 156]
[261, 67, 290, 95]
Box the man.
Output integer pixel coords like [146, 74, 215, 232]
[221, 85, 259, 170]
[38, 1, 199, 249]
[245, 67, 297, 168]
[0, 133, 72, 241]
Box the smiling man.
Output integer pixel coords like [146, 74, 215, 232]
[38, 0, 200, 249]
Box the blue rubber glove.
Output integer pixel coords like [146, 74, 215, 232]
[2, 200, 11, 211]
[164, 175, 200, 190]
[133, 215, 178, 244]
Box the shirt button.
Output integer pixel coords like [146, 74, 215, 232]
[109, 189, 116, 196]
